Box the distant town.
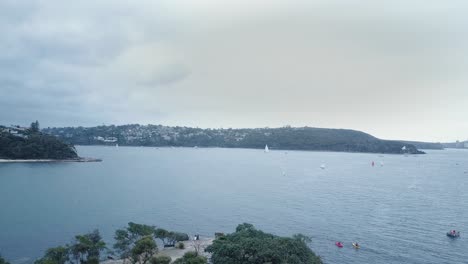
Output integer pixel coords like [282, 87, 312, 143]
[36, 124, 442, 154]
[0, 124, 463, 152]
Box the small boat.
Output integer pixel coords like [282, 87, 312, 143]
[264, 144, 269, 153]
[352, 242, 360, 249]
[371, 161, 375, 166]
[447, 231, 460, 238]
[320, 164, 326, 169]
[335, 242, 343, 248]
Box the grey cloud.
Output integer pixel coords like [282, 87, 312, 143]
[0, 0, 190, 127]
[1, 0, 468, 141]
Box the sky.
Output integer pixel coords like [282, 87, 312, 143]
[1, 0, 468, 142]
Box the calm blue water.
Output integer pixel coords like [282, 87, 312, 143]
[0, 146, 467, 264]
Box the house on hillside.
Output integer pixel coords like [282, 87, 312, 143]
[4, 126, 29, 138]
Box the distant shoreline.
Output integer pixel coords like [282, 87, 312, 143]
[0, 157, 102, 163]
[75, 144, 426, 155]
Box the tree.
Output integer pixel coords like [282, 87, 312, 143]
[127, 222, 155, 238]
[191, 238, 203, 255]
[114, 229, 132, 261]
[30, 120, 40, 133]
[293, 234, 312, 243]
[149, 255, 171, 264]
[0, 255, 10, 264]
[70, 230, 106, 264]
[130, 236, 157, 264]
[114, 222, 156, 262]
[170, 232, 189, 243]
[206, 223, 322, 264]
[34, 246, 70, 264]
[154, 228, 169, 245]
[154, 229, 188, 246]
[0, 131, 78, 159]
[172, 252, 207, 264]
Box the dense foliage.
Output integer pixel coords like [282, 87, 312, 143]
[154, 228, 189, 246]
[206, 223, 323, 264]
[30, 223, 321, 264]
[35, 230, 106, 264]
[130, 236, 157, 264]
[0, 255, 10, 264]
[114, 222, 157, 262]
[149, 255, 171, 264]
[34, 246, 69, 264]
[113, 223, 189, 264]
[0, 124, 78, 159]
[43, 124, 424, 154]
[172, 252, 207, 264]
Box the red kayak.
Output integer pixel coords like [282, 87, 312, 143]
[335, 242, 343, 248]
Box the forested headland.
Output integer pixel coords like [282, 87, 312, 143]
[0, 121, 78, 160]
[44, 124, 425, 154]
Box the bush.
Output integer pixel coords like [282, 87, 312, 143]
[176, 242, 185, 249]
[172, 252, 207, 264]
[0, 255, 10, 264]
[171, 232, 189, 242]
[150, 255, 171, 264]
[206, 223, 322, 264]
[131, 236, 158, 264]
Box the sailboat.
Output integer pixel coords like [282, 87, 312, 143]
[116, 143, 119, 148]
[264, 145, 269, 153]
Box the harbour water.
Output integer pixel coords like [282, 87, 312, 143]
[0, 146, 466, 263]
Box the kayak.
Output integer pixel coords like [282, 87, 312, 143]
[447, 232, 460, 238]
[335, 242, 343, 248]
[352, 242, 360, 249]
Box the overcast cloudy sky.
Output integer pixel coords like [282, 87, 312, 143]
[1, 0, 468, 142]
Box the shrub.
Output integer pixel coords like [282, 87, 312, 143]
[206, 223, 322, 264]
[172, 252, 207, 264]
[0, 255, 10, 264]
[150, 255, 171, 264]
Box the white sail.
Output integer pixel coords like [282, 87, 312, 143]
[264, 144, 269, 153]
[402, 146, 406, 151]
